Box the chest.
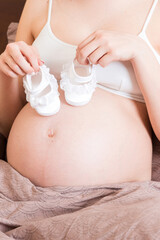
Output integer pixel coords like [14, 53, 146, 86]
[33, 0, 160, 51]
[51, 0, 160, 49]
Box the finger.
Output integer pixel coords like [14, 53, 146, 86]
[6, 55, 25, 76]
[17, 42, 40, 72]
[9, 46, 35, 74]
[98, 53, 115, 68]
[32, 45, 41, 60]
[19, 45, 40, 72]
[38, 59, 44, 66]
[88, 46, 108, 64]
[1, 61, 18, 78]
[78, 32, 96, 50]
[77, 40, 99, 65]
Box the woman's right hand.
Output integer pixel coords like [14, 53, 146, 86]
[0, 41, 43, 78]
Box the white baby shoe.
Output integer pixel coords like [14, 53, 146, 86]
[60, 59, 97, 106]
[23, 64, 60, 116]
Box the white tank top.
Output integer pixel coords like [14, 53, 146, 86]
[32, 0, 160, 103]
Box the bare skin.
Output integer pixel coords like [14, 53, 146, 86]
[1, 0, 160, 186]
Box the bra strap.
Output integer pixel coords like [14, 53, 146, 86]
[141, 0, 158, 33]
[47, 0, 53, 25]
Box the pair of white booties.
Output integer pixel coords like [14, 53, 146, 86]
[23, 60, 97, 116]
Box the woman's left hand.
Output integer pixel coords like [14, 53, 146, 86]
[76, 30, 146, 67]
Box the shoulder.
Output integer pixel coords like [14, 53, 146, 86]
[16, 0, 49, 44]
[19, 0, 49, 25]
[23, 0, 49, 14]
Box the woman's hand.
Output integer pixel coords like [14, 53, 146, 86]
[0, 41, 43, 78]
[76, 30, 146, 67]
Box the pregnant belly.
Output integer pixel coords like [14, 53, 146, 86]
[7, 88, 152, 187]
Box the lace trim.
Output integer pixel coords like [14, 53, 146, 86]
[24, 66, 59, 108]
[60, 63, 97, 94]
[23, 65, 56, 94]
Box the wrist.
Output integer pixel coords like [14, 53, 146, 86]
[131, 37, 152, 64]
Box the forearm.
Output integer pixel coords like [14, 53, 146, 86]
[131, 42, 160, 140]
[0, 71, 25, 137]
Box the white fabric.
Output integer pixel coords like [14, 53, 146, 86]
[23, 65, 60, 116]
[138, 0, 160, 63]
[60, 62, 97, 106]
[7, 22, 19, 43]
[31, 0, 159, 103]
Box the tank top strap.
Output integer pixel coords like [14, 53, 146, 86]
[140, 0, 158, 33]
[47, 0, 53, 25]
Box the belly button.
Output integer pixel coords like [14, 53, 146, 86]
[48, 129, 55, 138]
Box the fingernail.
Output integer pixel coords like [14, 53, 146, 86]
[38, 59, 44, 66]
[85, 58, 89, 65]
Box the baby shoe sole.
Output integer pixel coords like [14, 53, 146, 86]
[65, 93, 92, 106]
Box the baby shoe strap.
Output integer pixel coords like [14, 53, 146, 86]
[26, 77, 59, 108]
[23, 65, 51, 94]
[60, 67, 97, 94]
